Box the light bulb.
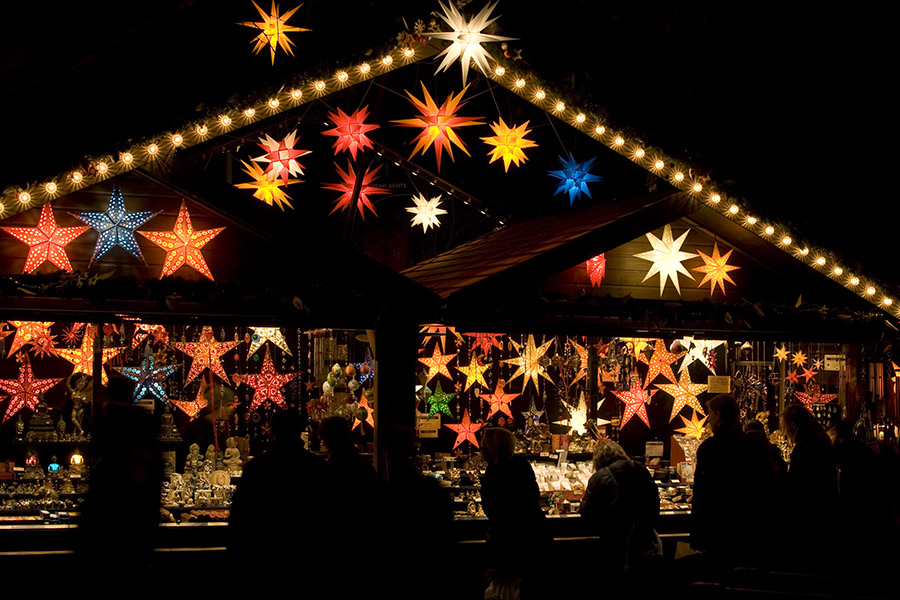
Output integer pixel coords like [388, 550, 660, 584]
[291, 89, 303, 99]
[850, 277, 860, 286]
[95, 161, 108, 173]
[147, 143, 159, 155]
[359, 63, 370, 74]
[654, 160, 665, 169]
[535, 90, 546, 100]
[314, 81, 326, 91]
[244, 108, 256, 118]
[595, 125, 606, 135]
[196, 124, 208, 136]
[692, 183, 703, 192]
[634, 148, 645, 158]
[866, 286, 876, 295]
[515, 78, 526, 88]
[763, 225, 774, 235]
[815, 256, 827, 266]
[555, 101, 566, 112]
[575, 113, 586, 123]
[382, 55, 393, 65]
[336, 71, 348, 82]
[884, 298, 893, 306]
[833, 267, 843, 276]
[747, 216, 757, 225]
[615, 136, 625, 146]
[17, 191, 30, 204]
[674, 172, 684, 181]
[268, 98, 280, 108]
[800, 247, 809, 255]
[171, 134, 183, 146]
[781, 236, 792, 245]
[71, 171, 83, 183]
[45, 182, 58, 194]
[404, 48, 415, 58]
[711, 194, 721, 203]
[494, 66, 505, 76]
[728, 204, 739, 214]
[220, 115, 232, 126]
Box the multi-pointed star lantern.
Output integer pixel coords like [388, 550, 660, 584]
[679, 337, 726, 375]
[586, 253, 606, 287]
[323, 106, 379, 160]
[235, 160, 298, 211]
[238, 1, 309, 64]
[0, 358, 62, 423]
[444, 409, 484, 450]
[1, 203, 89, 273]
[138, 203, 224, 280]
[634, 224, 698, 296]
[774, 345, 790, 362]
[55, 324, 124, 385]
[251, 130, 310, 185]
[479, 379, 520, 420]
[481, 119, 537, 171]
[464, 332, 505, 355]
[548, 153, 603, 205]
[655, 369, 708, 422]
[614, 382, 655, 429]
[172, 326, 241, 386]
[418, 346, 458, 384]
[693, 243, 740, 296]
[792, 351, 808, 367]
[323, 161, 390, 220]
[242, 347, 298, 411]
[116, 353, 179, 403]
[638, 339, 684, 389]
[5, 321, 55, 358]
[502, 335, 555, 393]
[406, 194, 448, 232]
[71, 187, 160, 263]
[794, 383, 838, 410]
[674, 411, 708, 439]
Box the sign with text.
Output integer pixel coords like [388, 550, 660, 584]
[416, 413, 440, 438]
[824, 354, 845, 371]
[707, 376, 731, 393]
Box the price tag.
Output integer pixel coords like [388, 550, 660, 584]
[416, 413, 440, 438]
[824, 354, 845, 371]
[707, 376, 731, 393]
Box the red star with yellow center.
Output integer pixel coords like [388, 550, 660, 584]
[55, 324, 124, 385]
[418, 346, 457, 384]
[0, 358, 63, 423]
[1, 203, 89, 273]
[444, 409, 484, 450]
[242, 347, 297, 411]
[479, 380, 521, 420]
[138, 202, 224, 280]
[323, 161, 390, 220]
[5, 321, 55, 358]
[172, 326, 241, 386]
[638, 339, 685, 389]
[693, 243, 740, 296]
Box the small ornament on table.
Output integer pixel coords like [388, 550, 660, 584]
[223, 437, 243, 476]
[158, 404, 183, 442]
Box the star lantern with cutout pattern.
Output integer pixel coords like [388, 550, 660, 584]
[675, 411, 708, 439]
[1, 203, 89, 273]
[55, 324, 124, 385]
[464, 332, 505, 355]
[238, 1, 309, 64]
[456, 355, 490, 391]
[614, 382, 655, 429]
[323, 106, 380, 160]
[418, 346, 457, 384]
[0, 358, 63, 423]
[479, 380, 520, 420]
[785, 370, 801, 385]
[693, 243, 740, 296]
[5, 321, 55, 358]
[638, 339, 684, 389]
[242, 348, 298, 411]
[172, 386, 208, 420]
[654, 369, 709, 422]
[132, 324, 167, 349]
[444, 409, 484, 450]
[137, 203, 224, 281]
[586, 253, 606, 287]
[502, 335, 555, 393]
[794, 383, 838, 410]
[426, 381, 456, 418]
[116, 353, 179, 403]
[481, 119, 537, 171]
[801, 367, 818, 383]
[634, 224, 698, 296]
[172, 326, 241, 386]
[247, 327, 292, 357]
[70, 187, 160, 263]
[323, 161, 390, 219]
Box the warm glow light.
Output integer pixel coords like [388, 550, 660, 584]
[244, 108, 256, 118]
[815, 256, 827, 266]
[575, 113, 586, 123]
[196, 124, 208, 136]
[833, 267, 843, 276]
[291, 89, 303, 99]
[314, 80, 326, 91]
[635, 148, 645, 158]
[800, 247, 809, 255]
[850, 276, 860, 286]
[595, 125, 606, 135]
[121, 152, 133, 164]
[692, 183, 703, 192]
[359, 63, 370, 75]
[45, 182, 58, 194]
[633, 224, 699, 296]
[17, 191, 30, 204]
[746, 216, 757, 225]
[654, 159, 665, 169]
[728, 204, 739, 214]
[336, 71, 349, 83]
[515, 78, 526, 88]
[555, 101, 566, 112]
[884, 297, 893, 306]
[95, 161, 108, 173]
[674, 172, 684, 181]
[615, 136, 625, 146]
[763, 225, 774, 235]
[404, 47, 415, 58]
[268, 98, 280, 108]
[71, 171, 83, 183]
[382, 55, 393, 65]
[220, 115, 232, 126]
[494, 66, 505, 76]
[535, 89, 546, 100]
[171, 134, 183, 146]
[866, 286, 876, 295]
[711, 194, 721, 203]
[781, 236, 792, 245]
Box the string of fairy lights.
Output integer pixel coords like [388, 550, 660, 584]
[0, 9, 894, 319]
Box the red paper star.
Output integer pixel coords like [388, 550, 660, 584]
[172, 326, 241, 386]
[586, 253, 606, 287]
[171, 386, 208, 420]
[785, 370, 800, 385]
[55, 324, 124, 385]
[444, 409, 484, 450]
[418, 346, 457, 383]
[638, 339, 684, 389]
[132, 323, 167, 349]
[794, 383, 838, 410]
[251, 130, 311, 185]
[613, 382, 655, 428]
[0, 357, 63, 423]
[463, 332, 505, 355]
[801, 366, 818, 382]
[323, 106, 380, 160]
[352, 395, 375, 430]
[242, 347, 298, 411]
[323, 161, 390, 219]
[6, 321, 55, 358]
[479, 380, 521, 420]
[1, 203, 89, 273]
[138, 202, 224, 280]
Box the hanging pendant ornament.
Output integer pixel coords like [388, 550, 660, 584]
[693, 243, 740, 296]
[634, 224, 698, 296]
[237, 1, 310, 64]
[654, 369, 709, 422]
[614, 382, 655, 429]
[55, 324, 124, 385]
[479, 379, 520, 420]
[70, 187, 160, 263]
[502, 335, 555, 393]
[137, 202, 224, 280]
[1, 203, 90, 273]
[241, 347, 299, 411]
[406, 194, 448, 232]
[481, 119, 537, 171]
[444, 409, 484, 450]
[235, 161, 298, 211]
[586, 253, 606, 287]
[172, 325, 241, 386]
[323, 106, 380, 159]
[548, 153, 603, 205]
[0, 357, 63, 423]
[323, 161, 390, 219]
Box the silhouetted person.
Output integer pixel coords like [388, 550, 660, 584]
[318, 415, 378, 494]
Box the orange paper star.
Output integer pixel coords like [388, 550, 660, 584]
[456, 355, 490, 391]
[323, 161, 390, 220]
[638, 339, 684, 389]
[172, 326, 241, 386]
[418, 346, 458, 383]
[479, 380, 520, 420]
[613, 382, 655, 428]
[674, 411, 708, 439]
[444, 409, 484, 449]
[55, 324, 123, 385]
[0, 357, 62, 423]
[171, 386, 208, 420]
[568, 338, 589, 386]
[352, 395, 375, 430]
[792, 351, 808, 367]
[801, 366, 818, 382]
[138, 202, 224, 280]
[774, 345, 790, 362]
[242, 347, 297, 411]
[654, 369, 708, 422]
[1, 203, 89, 273]
[481, 118, 537, 171]
[693, 243, 740, 296]
[238, 1, 309, 64]
[323, 106, 380, 160]
[5, 321, 55, 358]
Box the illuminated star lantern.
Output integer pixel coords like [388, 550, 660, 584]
[0, 358, 62, 423]
[423, 1, 515, 85]
[323, 106, 380, 160]
[481, 119, 537, 171]
[463, 332, 505, 355]
[654, 369, 708, 422]
[679, 337, 726, 375]
[116, 354, 179, 403]
[352, 396, 375, 431]
[586, 253, 606, 287]
[242, 348, 298, 411]
[418, 346, 458, 383]
[785, 370, 801, 385]
[235, 161, 298, 211]
[406, 194, 448, 232]
[521, 397, 545, 427]
[502, 335, 555, 393]
[675, 411, 708, 439]
[794, 383, 838, 410]
[548, 153, 603, 205]
[634, 224, 698, 296]
[55, 324, 124, 385]
[138, 202, 224, 280]
[479, 380, 520, 420]
[421, 325, 464, 353]
[247, 327, 292, 357]
[238, 1, 309, 64]
[251, 130, 310, 185]
[774, 346, 790, 362]
[614, 382, 655, 429]
[353, 347, 376, 384]
[70, 187, 160, 263]
[568, 338, 589, 386]
[172, 326, 241, 386]
[1, 203, 89, 273]
[813, 358, 824, 370]
[638, 339, 684, 389]
[693, 243, 740, 296]
[426, 381, 457, 418]
[456, 355, 490, 391]
[5, 321, 55, 358]
[553, 392, 598, 435]
[444, 409, 484, 450]
[323, 161, 390, 220]
[792, 351, 808, 367]
[172, 386, 208, 420]
[801, 367, 818, 383]
[131, 323, 166, 349]
[392, 83, 484, 171]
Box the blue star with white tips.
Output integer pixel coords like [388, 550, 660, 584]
[71, 187, 160, 263]
[116, 353, 179, 403]
[548, 153, 603, 205]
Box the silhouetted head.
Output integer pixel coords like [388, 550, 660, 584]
[707, 394, 740, 434]
[826, 420, 855, 445]
[781, 403, 829, 446]
[592, 439, 628, 471]
[481, 427, 516, 465]
[318, 416, 353, 454]
[270, 409, 305, 445]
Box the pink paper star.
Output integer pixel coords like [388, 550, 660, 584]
[444, 409, 484, 449]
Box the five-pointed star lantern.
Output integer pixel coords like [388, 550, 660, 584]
[553, 392, 606, 435]
[0, 358, 62, 423]
[444, 409, 484, 450]
[251, 130, 311, 184]
[352, 395, 375, 431]
[548, 153, 603, 205]
[70, 187, 160, 263]
[794, 383, 838, 410]
[481, 119, 538, 171]
[323, 106, 380, 160]
[55, 324, 124, 385]
[426, 381, 456, 418]
[634, 224, 699, 296]
[406, 194, 448, 232]
[614, 382, 655, 428]
[138, 203, 224, 280]
[172, 326, 241, 386]
[242, 348, 298, 411]
[679, 337, 726, 375]
[674, 411, 709, 439]
[392, 83, 484, 171]
[235, 160, 298, 211]
[655, 369, 709, 422]
[237, 1, 309, 64]
[131, 323, 167, 349]
[801, 366, 818, 382]
[693, 243, 740, 296]
[792, 351, 808, 367]
[323, 161, 390, 219]
[418, 346, 458, 384]
[568, 338, 589, 386]
[774, 345, 790, 362]
[785, 370, 801, 385]
[116, 353, 179, 403]
[479, 379, 520, 420]
[464, 332, 505, 355]
[247, 327, 292, 357]
[638, 339, 684, 389]
[1, 203, 89, 273]
[422, 1, 516, 85]
[5, 321, 55, 358]
[456, 355, 490, 391]
[521, 397, 545, 427]
[586, 253, 606, 287]
[502, 335, 555, 393]
[172, 385, 208, 419]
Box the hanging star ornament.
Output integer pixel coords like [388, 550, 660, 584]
[638, 339, 684, 389]
[481, 119, 537, 171]
[785, 370, 801, 385]
[693, 243, 740, 296]
[801, 366, 818, 383]
[172, 326, 241, 386]
[242, 348, 298, 411]
[0, 357, 62, 423]
[521, 397, 545, 427]
[420, 325, 464, 353]
[323, 161, 390, 219]
[70, 187, 160, 263]
[456, 355, 490, 392]
[171, 389, 208, 420]
[479, 380, 520, 420]
[568, 338, 589, 386]
[352, 395, 375, 431]
[251, 130, 311, 185]
[679, 337, 726, 375]
[774, 345, 790, 362]
[464, 332, 505, 355]
[55, 324, 124, 385]
[502, 335, 555, 393]
[548, 153, 603, 205]
[1, 203, 89, 273]
[674, 411, 708, 439]
[792, 351, 808, 367]
[444, 409, 484, 450]
[5, 321, 55, 358]
[418, 346, 458, 383]
[426, 381, 457, 418]
[131, 323, 167, 349]
[392, 83, 484, 171]
[137, 202, 224, 280]
[634, 224, 699, 296]
[235, 160, 298, 211]
[614, 382, 655, 429]
[406, 194, 448, 232]
[586, 253, 606, 287]
[323, 106, 380, 160]
[794, 383, 838, 410]
[238, 1, 309, 64]
[553, 392, 597, 435]
[116, 353, 179, 403]
[422, 1, 515, 85]
[654, 369, 708, 422]
[247, 327, 292, 357]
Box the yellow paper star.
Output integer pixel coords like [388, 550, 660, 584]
[502, 335, 555, 393]
[674, 411, 708, 439]
[792, 350, 807, 367]
[693, 243, 740, 296]
[55, 324, 124, 385]
[634, 224, 698, 296]
[234, 160, 298, 210]
[774, 345, 790, 362]
[655, 369, 708, 422]
[247, 327, 292, 357]
[456, 355, 490, 391]
[638, 339, 684, 389]
[418, 346, 458, 383]
[481, 118, 538, 171]
[238, 1, 309, 64]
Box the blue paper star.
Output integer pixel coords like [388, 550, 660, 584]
[116, 354, 179, 403]
[71, 187, 160, 262]
[354, 347, 376, 383]
[548, 153, 603, 205]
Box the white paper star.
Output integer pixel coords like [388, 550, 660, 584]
[406, 194, 448, 232]
[634, 224, 698, 296]
[679, 337, 726, 375]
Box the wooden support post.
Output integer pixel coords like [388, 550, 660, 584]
[373, 320, 418, 477]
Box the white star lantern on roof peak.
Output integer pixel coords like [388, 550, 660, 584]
[422, 1, 516, 86]
[634, 224, 698, 296]
[406, 194, 448, 232]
